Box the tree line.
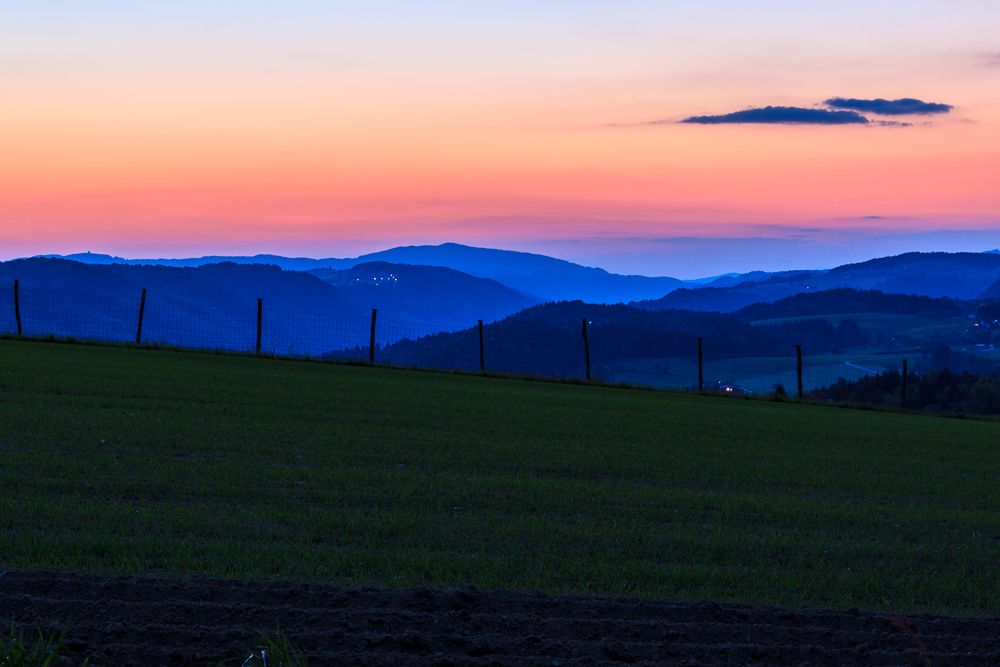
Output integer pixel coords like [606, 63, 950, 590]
[811, 368, 1000, 415]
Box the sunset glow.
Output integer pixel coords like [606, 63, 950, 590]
[2, 2, 998, 276]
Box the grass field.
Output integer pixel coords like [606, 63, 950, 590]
[1, 339, 999, 616]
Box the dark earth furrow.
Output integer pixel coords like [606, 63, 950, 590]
[2, 571, 998, 666]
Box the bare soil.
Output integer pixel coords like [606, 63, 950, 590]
[2, 570, 997, 666]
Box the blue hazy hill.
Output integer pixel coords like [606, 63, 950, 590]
[1, 258, 364, 315]
[346, 244, 687, 303]
[33, 247, 1000, 308]
[39, 244, 687, 304]
[310, 261, 539, 328]
[0, 257, 541, 353]
[0, 259, 367, 354]
[635, 252, 1000, 312]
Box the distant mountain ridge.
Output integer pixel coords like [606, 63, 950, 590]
[696, 270, 819, 289]
[40, 251, 336, 273]
[0, 258, 365, 317]
[633, 252, 1000, 311]
[827, 251, 1000, 274]
[30, 246, 1000, 306]
[981, 280, 1000, 299]
[1, 257, 541, 329]
[35, 244, 687, 304]
[336, 244, 688, 303]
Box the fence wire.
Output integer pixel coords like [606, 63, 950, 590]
[0, 286, 139, 343]
[141, 299, 258, 352]
[0, 285, 909, 394]
[0, 287, 15, 336]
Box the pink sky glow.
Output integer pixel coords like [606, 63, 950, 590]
[1, 2, 998, 277]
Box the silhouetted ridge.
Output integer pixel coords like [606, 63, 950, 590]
[632, 287, 776, 313]
[827, 252, 1000, 274]
[979, 280, 1000, 299]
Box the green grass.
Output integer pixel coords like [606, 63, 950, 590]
[246, 627, 308, 667]
[1, 339, 999, 616]
[1, 624, 79, 667]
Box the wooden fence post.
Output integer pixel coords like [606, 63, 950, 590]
[901, 359, 907, 409]
[795, 344, 803, 398]
[256, 298, 262, 355]
[581, 318, 591, 380]
[369, 308, 377, 364]
[135, 288, 147, 344]
[13, 279, 21, 335]
[478, 319, 484, 372]
[697, 337, 703, 390]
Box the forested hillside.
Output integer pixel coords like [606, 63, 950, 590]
[0, 258, 364, 315]
[309, 261, 538, 326]
[327, 300, 870, 379]
[634, 252, 1000, 311]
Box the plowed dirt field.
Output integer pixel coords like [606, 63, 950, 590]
[2, 570, 998, 666]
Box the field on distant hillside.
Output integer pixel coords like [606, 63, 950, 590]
[1, 339, 999, 616]
[605, 352, 907, 393]
[750, 311, 970, 338]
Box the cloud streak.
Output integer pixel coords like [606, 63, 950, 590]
[681, 106, 868, 125]
[870, 120, 913, 127]
[824, 97, 952, 115]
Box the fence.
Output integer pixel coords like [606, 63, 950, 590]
[0, 283, 907, 396]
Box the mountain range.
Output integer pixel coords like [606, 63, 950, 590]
[37, 245, 1000, 307]
[634, 252, 1000, 311]
[4, 254, 998, 373]
[15, 247, 1000, 323]
[39, 244, 687, 304]
[0, 257, 535, 329]
[0, 258, 364, 316]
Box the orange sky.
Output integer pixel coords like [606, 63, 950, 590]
[1, 2, 998, 274]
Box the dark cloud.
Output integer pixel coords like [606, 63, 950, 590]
[824, 97, 952, 115]
[681, 106, 868, 125]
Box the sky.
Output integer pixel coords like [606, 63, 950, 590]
[1, 1, 999, 278]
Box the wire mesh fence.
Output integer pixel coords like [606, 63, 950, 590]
[1, 285, 140, 343]
[0, 284, 914, 395]
[141, 299, 258, 352]
[0, 286, 16, 337]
